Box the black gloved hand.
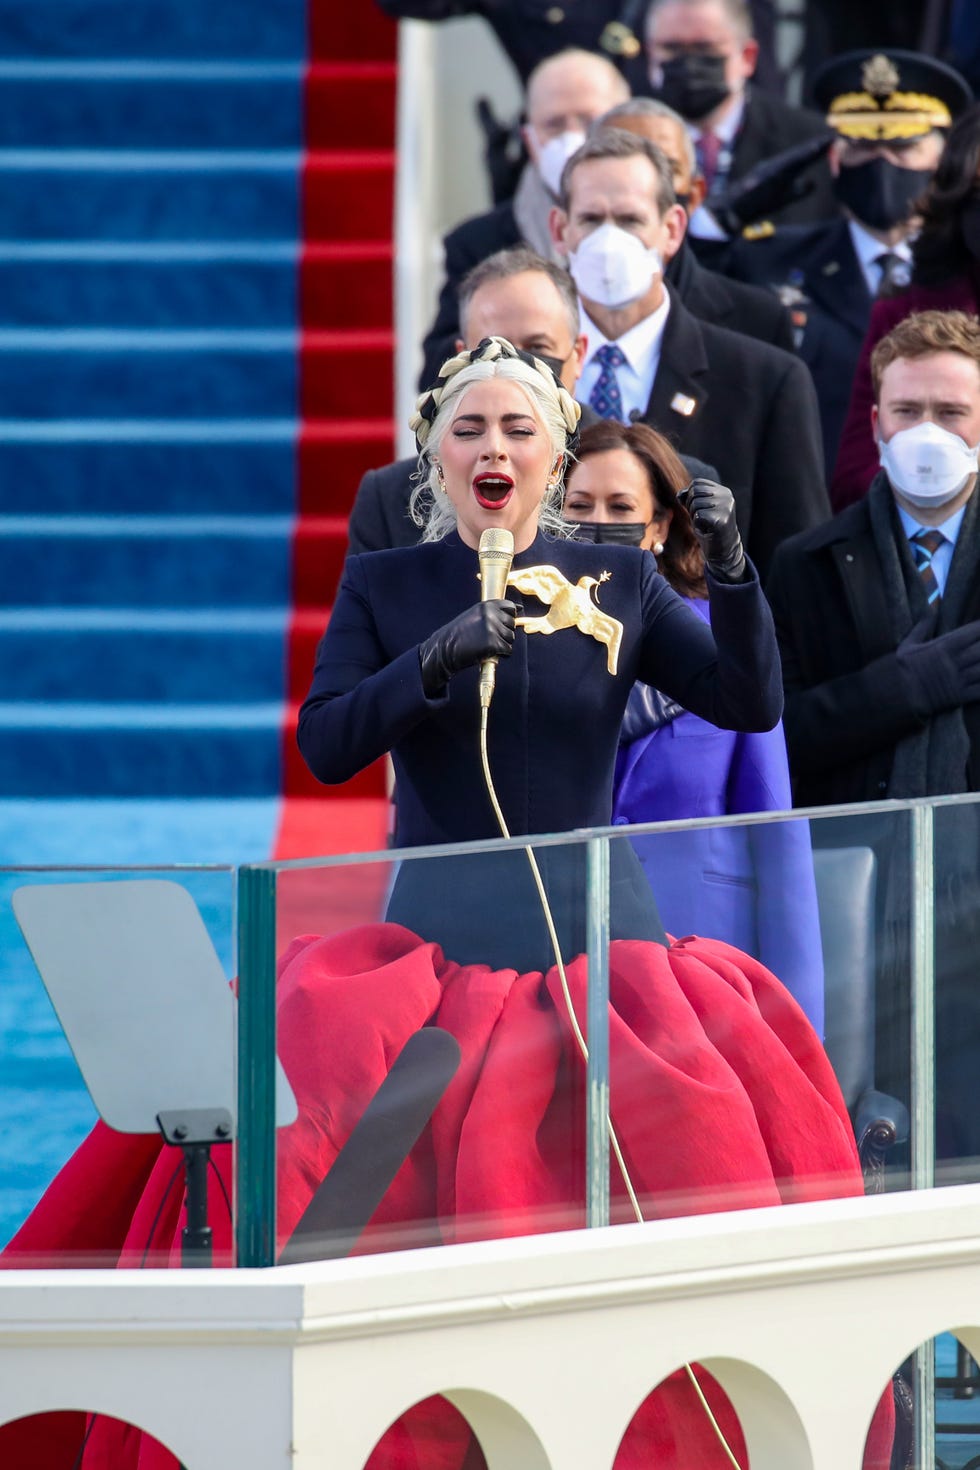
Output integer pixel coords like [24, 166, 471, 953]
[419, 599, 517, 697]
[678, 478, 747, 582]
[896, 612, 980, 717]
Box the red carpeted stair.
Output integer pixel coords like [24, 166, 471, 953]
[273, 1, 397, 860]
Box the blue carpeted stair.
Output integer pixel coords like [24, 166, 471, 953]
[0, 0, 308, 802]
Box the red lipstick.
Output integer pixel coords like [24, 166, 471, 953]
[473, 472, 514, 509]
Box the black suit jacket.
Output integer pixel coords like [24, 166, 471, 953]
[637, 294, 829, 578]
[724, 88, 837, 228]
[726, 216, 872, 478]
[766, 484, 980, 808]
[666, 238, 794, 351]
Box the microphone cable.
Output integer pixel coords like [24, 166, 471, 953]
[478, 703, 744, 1470]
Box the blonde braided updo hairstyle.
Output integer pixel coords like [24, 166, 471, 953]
[408, 336, 582, 542]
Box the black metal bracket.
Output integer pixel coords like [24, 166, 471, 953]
[156, 1108, 234, 1268]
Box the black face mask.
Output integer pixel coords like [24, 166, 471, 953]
[534, 350, 570, 382]
[960, 198, 980, 261]
[833, 156, 933, 233]
[568, 520, 648, 546]
[652, 52, 731, 123]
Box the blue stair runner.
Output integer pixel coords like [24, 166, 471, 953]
[0, 1, 307, 801]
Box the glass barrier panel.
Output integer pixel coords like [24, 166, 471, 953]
[241, 830, 608, 1268]
[931, 797, 980, 1190]
[601, 805, 916, 1220]
[0, 865, 237, 1268]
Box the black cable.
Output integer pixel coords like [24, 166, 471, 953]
[208, 1155, 233, 1229]
[139, 1158, 186, 1268]
[68, 1415, 97, 1470]
[68, 1157, 186, 1470]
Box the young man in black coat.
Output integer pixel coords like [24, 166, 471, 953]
[550, 128, 829, 577]
[767, 310, 980, 1163]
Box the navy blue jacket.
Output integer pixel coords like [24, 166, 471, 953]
[299, 529, 781, 968]
[300, 529, 781, 844]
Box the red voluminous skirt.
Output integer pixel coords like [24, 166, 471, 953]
[1, 925, 893, 1469]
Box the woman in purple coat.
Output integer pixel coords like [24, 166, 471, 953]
[565, 420, 825, 1033]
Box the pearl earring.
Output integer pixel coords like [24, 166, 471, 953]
[653, 540, 665, 556]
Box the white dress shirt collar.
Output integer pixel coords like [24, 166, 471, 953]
[580, 287, 672, 423]
[687, 89, 745, 147]
[847, 218, 913, 296]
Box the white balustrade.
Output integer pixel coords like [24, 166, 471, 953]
[4, 1182, 980, 1466]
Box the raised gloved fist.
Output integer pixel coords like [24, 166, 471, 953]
[677, 477, 747, 582]
[419, 599, 517, 696]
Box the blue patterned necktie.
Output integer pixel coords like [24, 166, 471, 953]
[911, 527, 945, 604]
[588, 343, 627, 422]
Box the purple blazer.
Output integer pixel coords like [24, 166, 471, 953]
[612, 599, 825, 1033]
[830, 272, 980, 512]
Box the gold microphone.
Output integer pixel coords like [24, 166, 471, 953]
[477, 527, 515, 710]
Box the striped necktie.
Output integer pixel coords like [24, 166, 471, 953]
[588, 343, 627, 422]
[698, 130, 722, 191]
[874, 251, 909, 299]
[911, 527, 945, 604]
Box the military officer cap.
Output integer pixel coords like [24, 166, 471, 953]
[811, 50, 972, 144]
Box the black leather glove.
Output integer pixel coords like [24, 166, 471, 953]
[419, 599, 517, 697]
[896, 612, 980, 716]
[620, 683, 685, 745]
[678, 478, 747, 582]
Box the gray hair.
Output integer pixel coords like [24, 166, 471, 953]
[595, 97, 698, 179]
[559, 128, 677, 215]
[408, 339, 580, 542]
[458, 247, 581, 347]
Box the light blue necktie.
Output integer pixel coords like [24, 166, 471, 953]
[588, 343, 627, 422]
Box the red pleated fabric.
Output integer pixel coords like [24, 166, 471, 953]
[1, 926, 893, 1470]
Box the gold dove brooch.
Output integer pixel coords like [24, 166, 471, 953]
[507, 565, 623, 675]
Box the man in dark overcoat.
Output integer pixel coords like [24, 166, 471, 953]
[767, 308, 980, 1166]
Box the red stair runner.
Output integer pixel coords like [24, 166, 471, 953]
[273, 0, 397, 860]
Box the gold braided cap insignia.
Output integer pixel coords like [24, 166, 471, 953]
[507, 564, 623, 675]
[829, 88, 952, 141]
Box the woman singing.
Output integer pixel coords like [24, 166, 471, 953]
[3, 339, 891, 1470]
[298, 337, 783, 971]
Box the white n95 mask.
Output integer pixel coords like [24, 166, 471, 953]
[534, 129, 587, 198]
[878, 420, 980, 508]
[568, 222, 663, 310]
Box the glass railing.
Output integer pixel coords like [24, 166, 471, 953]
[4, 794, 980, 1273]
[230, 792, 980, 1271]
[6, 797, 980, 1465]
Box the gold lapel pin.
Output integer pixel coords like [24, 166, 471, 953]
[670, 392, 697, 417]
